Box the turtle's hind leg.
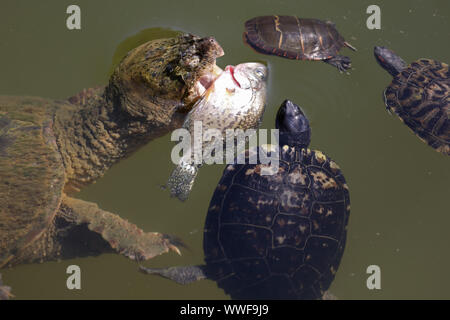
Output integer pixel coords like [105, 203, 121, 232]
[139, 265, 207, 284]
[324, 55, 352, 72]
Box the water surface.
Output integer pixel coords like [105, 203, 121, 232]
[0, 0, 449, 299]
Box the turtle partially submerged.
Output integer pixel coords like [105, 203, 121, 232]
[243, 16, 356, 72]
[142, 100, 350, 300]
[374, 46, 449, 155]
[0, 34, 224, 273]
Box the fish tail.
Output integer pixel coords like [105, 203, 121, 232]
[167, 160, 198, 201]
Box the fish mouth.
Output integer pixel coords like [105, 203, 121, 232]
[225, 65, 241, 88]
[194, 64, 241, 98]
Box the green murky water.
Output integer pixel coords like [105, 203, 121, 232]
[1, 0, 449, 299]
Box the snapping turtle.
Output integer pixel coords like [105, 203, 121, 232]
[374, 46, 449, 155]
[243, 16, 356, 72]
[167, 63, 268, 201]
[0, 33, 224, 272]
[142, 100, 350, 300]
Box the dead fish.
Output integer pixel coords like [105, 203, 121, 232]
[167, 62, 268, 201]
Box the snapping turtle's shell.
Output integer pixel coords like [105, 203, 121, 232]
[384, 59, 450, 155]
[0, 97, 65, 267]
[204, 146, 350, 299]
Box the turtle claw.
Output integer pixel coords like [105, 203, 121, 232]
[0, 275, 13, 300]
[169, 244, 182, 256]
[325, 56, 352, 73]
[163, 234, 187, 256]
[117, 232, 185, 262]
[0, 287, 13, 300]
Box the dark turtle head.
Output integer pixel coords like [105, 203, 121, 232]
[275, 100, 311, 148]
[374, 46, 408, 77]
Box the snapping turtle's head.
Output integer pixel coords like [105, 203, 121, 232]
[106, 33, 224, 126]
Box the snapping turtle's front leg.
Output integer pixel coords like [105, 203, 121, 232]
[3, 196, 182, 267]
[59, 196, 182, 261]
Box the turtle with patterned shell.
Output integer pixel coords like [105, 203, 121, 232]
[141, 100, 350, 300]
[0, 33, 225, 282]
[243, 16, 357, 72]
[374, 46, 449, 155]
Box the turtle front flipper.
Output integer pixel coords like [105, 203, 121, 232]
[0, 274, 13, 300]
[139, 265, 207, 284]
[324, 55, 352, 72]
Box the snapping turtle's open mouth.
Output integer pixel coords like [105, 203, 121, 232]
[194, 64, 223, 97]
[193, 63, 242, 98]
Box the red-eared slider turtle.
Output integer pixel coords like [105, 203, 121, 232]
[167, 63, 268, 201]
[0, 34, 224, 274]
[243, 16, 356, 72]
[374, 46, 449, 155]
[142, 100, 350, 300]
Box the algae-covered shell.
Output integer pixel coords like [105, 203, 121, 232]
[0, 97, 66, 267]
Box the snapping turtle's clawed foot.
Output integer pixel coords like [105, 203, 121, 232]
[119, 232, 183, 262]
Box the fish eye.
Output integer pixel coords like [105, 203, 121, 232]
[254, 68, 266, 79]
